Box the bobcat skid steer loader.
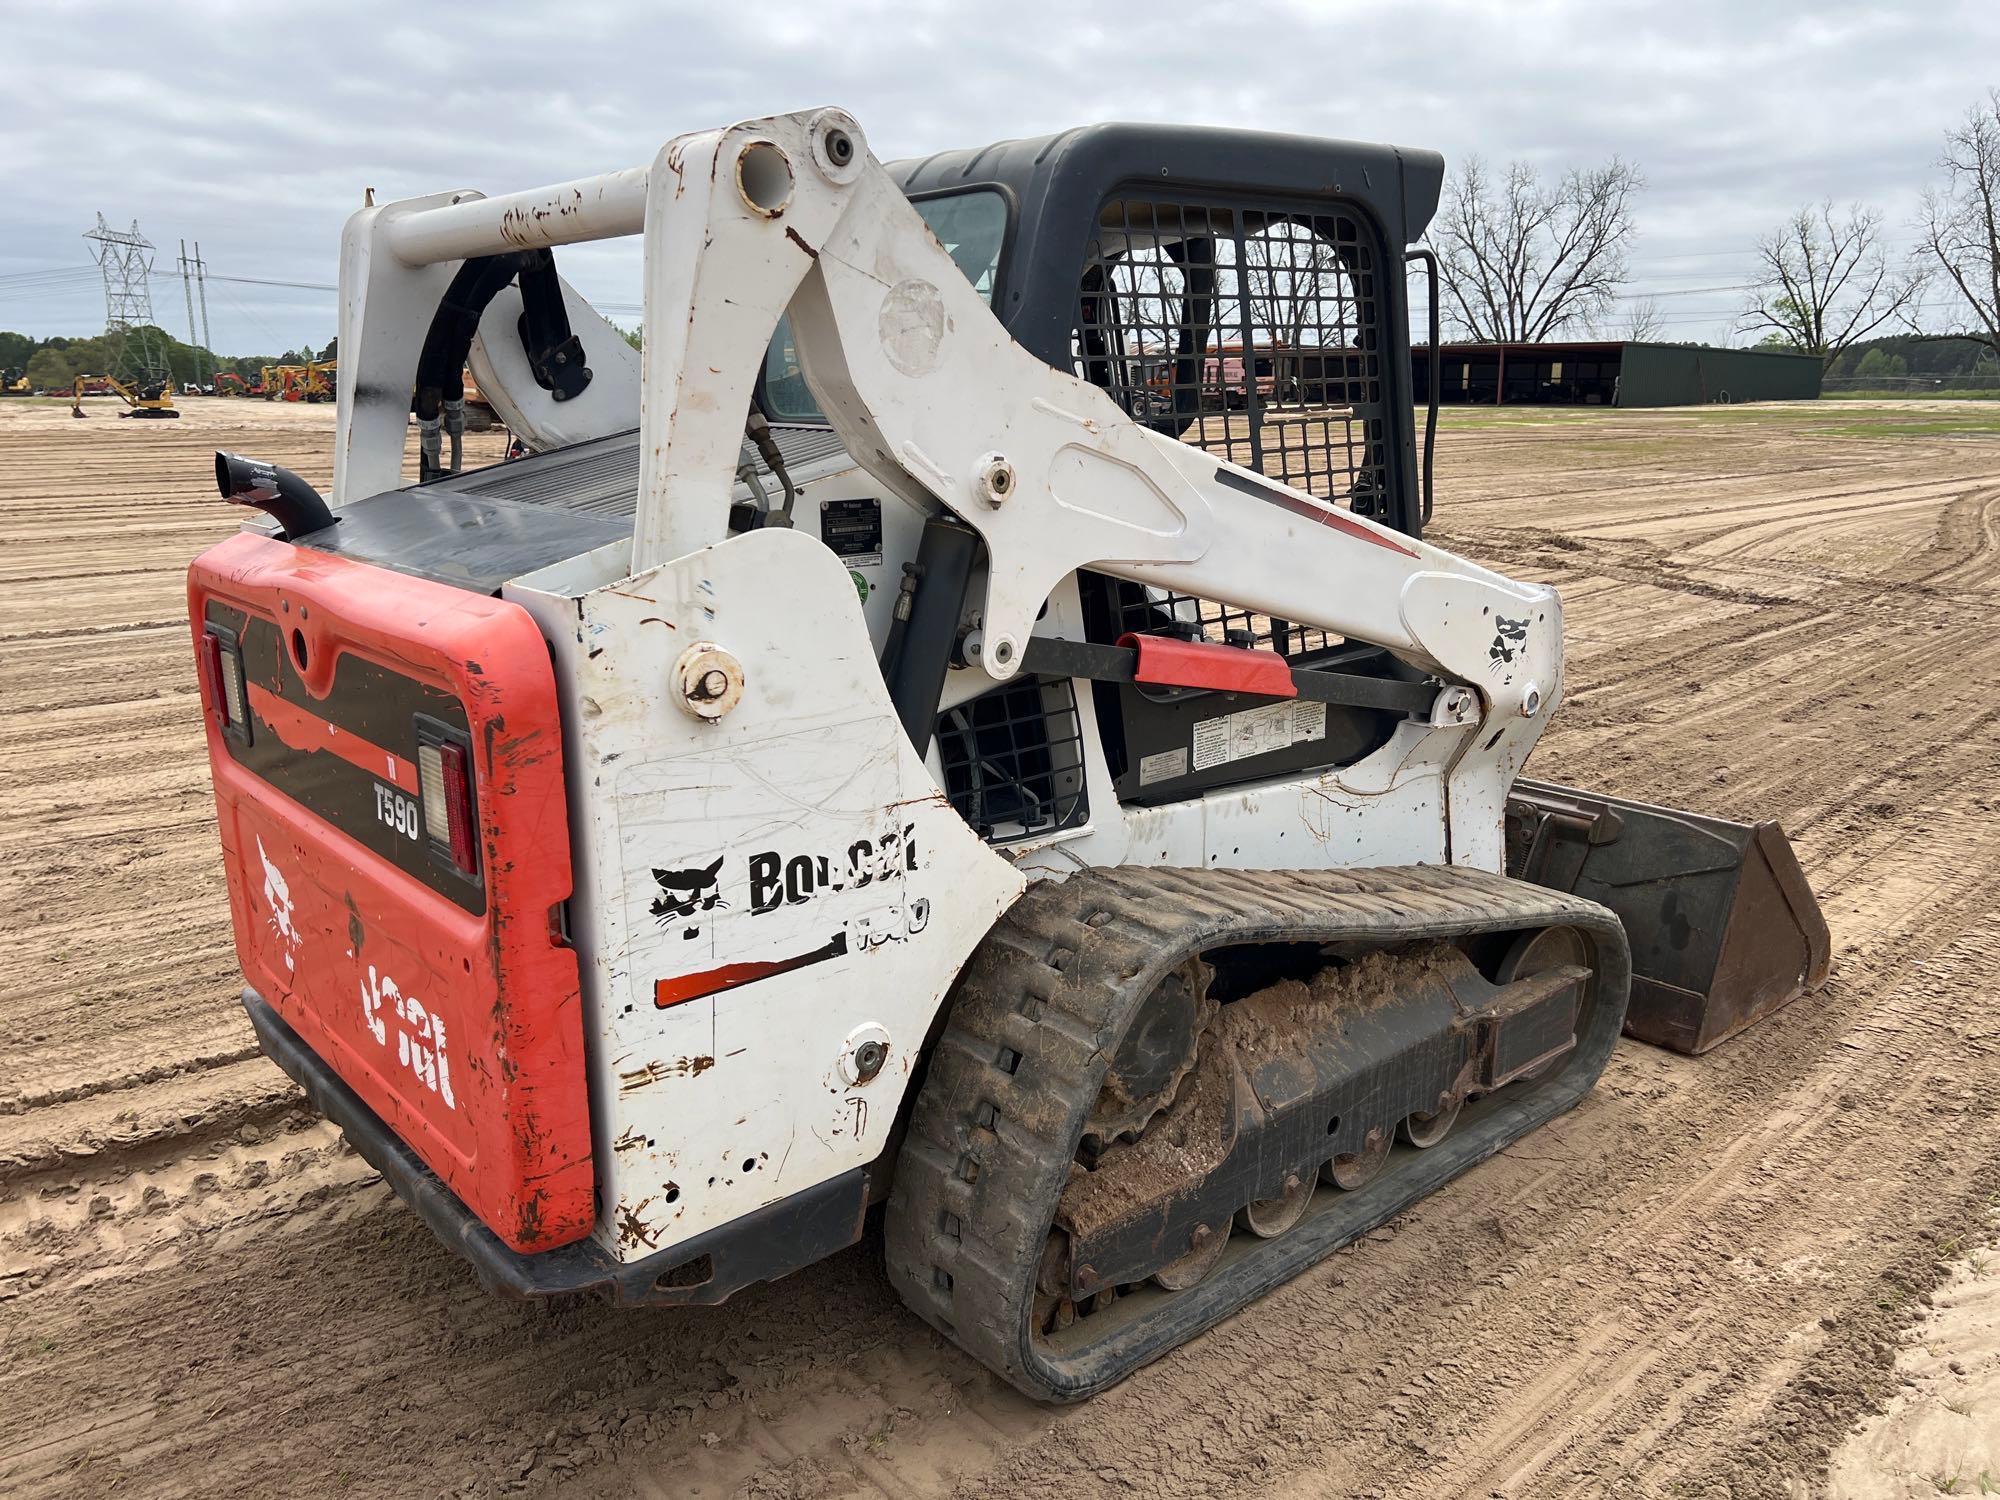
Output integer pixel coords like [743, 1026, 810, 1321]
[187, 109, 1830, 1400]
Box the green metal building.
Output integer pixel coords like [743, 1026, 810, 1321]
[1413, 341, 1823, 407]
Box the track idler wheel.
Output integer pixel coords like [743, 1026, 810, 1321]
[1323, 1124, 1393, 1190]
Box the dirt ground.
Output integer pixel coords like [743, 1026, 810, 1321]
[3, 394, 1999, 1499]
[1827, 1211, 2000, 1498]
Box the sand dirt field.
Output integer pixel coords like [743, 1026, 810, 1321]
[2, 395, 1998, 1498]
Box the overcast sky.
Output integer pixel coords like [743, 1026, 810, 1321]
[2, 0, 1994, 355]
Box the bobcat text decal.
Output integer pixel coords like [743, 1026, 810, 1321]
[650, 824, 928, 1008]
[360, 964, 457, 1109]
[747, 825, 918, 914]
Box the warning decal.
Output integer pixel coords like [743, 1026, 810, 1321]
[1191, 700, 1327, 772]
[1137, 747, 1189, 786]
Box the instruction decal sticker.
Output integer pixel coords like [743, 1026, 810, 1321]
[1191, 700, 1327, 772]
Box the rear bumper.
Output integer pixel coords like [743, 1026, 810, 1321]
[244, 987, 871, 1305]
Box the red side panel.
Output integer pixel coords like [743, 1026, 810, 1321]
[188, 530, 592, 1252]
[1116, 631, 1298, 699]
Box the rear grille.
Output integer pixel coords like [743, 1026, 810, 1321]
[935, 677, 1088, 844]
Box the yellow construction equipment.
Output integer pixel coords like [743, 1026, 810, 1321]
[70, 374, 180, 420]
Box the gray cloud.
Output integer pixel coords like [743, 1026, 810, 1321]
[2, 0, 1991, 352]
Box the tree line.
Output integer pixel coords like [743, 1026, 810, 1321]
[1428, 89, 2000, 369]
[0, 327, 332, 392]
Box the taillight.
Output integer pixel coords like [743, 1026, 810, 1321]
[195, 631, 225, 724]
[417, 730, 479, 878]
[197, 625, 251, 740]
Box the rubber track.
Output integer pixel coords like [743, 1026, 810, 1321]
[883, 864, 1633, 1402]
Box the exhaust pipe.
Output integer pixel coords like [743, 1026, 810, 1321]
[215, 451, 335, 539]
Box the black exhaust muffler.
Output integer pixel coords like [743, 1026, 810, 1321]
[215, 451, 335, 539]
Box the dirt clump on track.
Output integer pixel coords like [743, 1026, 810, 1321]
[4, 397, 1999, 1498]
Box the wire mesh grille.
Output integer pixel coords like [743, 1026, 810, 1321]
[1095, 579, 1334, 658]
[935, 676, 1088, 844]
[1075, 196, 1389, 657]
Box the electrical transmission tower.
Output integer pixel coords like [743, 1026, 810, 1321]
[83, 214, 167, 384]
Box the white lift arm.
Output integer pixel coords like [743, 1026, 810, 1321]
[337, 107, 1560, 722]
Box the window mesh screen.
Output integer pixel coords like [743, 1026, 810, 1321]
[935, 677, 1088, 844]
[1075, 197, 1389, 658]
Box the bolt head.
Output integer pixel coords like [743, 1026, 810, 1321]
[974, 454, 1016, 508]
[853, 1039, 888, 1081]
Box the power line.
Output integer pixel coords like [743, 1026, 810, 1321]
[189, 271, 338, 293]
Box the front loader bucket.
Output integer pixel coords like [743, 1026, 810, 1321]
[1504, 779, 1831, 1055]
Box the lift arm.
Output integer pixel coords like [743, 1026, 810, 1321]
[345, 109, 1559, 728]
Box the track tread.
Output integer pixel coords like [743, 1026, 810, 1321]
[883, 863, 1631, 1401]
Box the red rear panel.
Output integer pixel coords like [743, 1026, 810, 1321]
[188, 530, 592, 1252]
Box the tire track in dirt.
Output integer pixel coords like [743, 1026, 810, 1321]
[4, 403, 2000, 1500]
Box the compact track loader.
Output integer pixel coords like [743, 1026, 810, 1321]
[187, 109, 1829, 1400]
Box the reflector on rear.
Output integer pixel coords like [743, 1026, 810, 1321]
[416, 733, 478, 877]
[195, 631, 225, 722]
[439, 740, 476, 874]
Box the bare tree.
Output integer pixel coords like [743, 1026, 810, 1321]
[1242, 225, 1350, 349]
[1619, 296, 1665, 342]
[1429, 155, 1643, 342]
[1917, 89, 2000, 359]
[1740, 202, 1923, 364]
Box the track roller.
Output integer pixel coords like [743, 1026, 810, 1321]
[1324, 1124, 1393, 1190]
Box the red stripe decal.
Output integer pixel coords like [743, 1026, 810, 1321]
[247, 683, 420, 793]
[655, 933, 849, 1009]
[1314, 505, 1422, 557]
[1214, 464, 1422, 558]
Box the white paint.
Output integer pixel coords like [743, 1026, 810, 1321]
[334, 107, 1579, 1268]
[254, 835, 300, 976]
[359, 964, 456, 1111]
[510, 528, 1023, 1258]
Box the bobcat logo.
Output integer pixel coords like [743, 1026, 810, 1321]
[255, 836, 300, 975]
[1489, 614, 1529, 666]
[650, 857, 726, 925]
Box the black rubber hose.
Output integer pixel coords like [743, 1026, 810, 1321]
[413, 253, 526, 420]
[215, 451, 335, 538]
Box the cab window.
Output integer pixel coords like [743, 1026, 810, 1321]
[761, 190, 1008, 421]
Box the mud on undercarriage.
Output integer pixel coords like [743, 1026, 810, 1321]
[885, 861, 1632, 1402]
